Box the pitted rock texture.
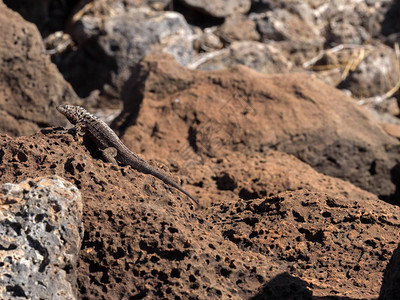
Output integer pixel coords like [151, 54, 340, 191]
[0, 130, 398, 298]
[208, 190, 400, 299]
[0, 176, 83, 300]
[0, 131, 276, 299]
[0, 3, 78, 136]
[116, 53, 400, 201]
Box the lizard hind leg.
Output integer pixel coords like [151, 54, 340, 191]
[102, 147, 118, 165]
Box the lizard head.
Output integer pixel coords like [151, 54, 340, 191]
[56, 104, 88, 125]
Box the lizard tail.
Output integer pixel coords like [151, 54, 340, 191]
[126, 155, 200, 207]
[144, 166, 200, 207]
[162, 176, 200, 207]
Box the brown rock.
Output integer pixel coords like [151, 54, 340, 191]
[380, 123, 400, 139]
[0, 3, 78, 136]
[0, 127, 397, 298]
[218, 15, 260, 42]
[209, 189, 400, 298]
[206, 151, 375, 203]
[0, 131, 279, 299]
[117, 53, 400, 199]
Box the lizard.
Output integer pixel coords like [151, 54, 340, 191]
[56, 104, 200, 207]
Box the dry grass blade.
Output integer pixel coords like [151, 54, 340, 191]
[340, 47, 367, 81]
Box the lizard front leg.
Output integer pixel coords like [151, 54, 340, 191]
[68, 122, 86, 136]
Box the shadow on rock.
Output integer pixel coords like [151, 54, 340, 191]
[250, 272, 312, 300]
[379, 242, 400, 300]
[251, 271, 378, 300]
[386, 161, 400, 205]
[381, 0, 400, 41]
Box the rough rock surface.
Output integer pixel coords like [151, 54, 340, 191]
[0, 176, 83, 299]
[327, 11, 370, 45]
[117, 53, 400, 200]
[209, 189, 400, 299]
[2, 0, 400, 298]
[0, 3, 78, 136]
[0, 129, 398, 298]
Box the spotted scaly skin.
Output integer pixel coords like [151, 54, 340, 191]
[56, 104, 199, 207]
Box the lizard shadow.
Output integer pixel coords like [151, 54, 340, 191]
[251, 272, 371, 300]
[111, 63, 144, 137]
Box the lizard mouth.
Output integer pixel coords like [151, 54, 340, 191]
[56, 105, 66, 113]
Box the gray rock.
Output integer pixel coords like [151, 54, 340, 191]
[254, 8, 321, 43]
[328, 13, 371, 45]
[181, 0, 251, 18]
[192, 41, 293, 73]
[66, 6, 193, 99]
[100, 8, 193, 68]
[338, 44, 400, 99]
[319, 0, 394, 41]
[0, 176, 83, 300]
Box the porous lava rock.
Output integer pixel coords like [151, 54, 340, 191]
[0, 131, 279, 299]
[0, 128, 398, 298]
[208, 189, 400, 298]
[0, 176, 83, 299]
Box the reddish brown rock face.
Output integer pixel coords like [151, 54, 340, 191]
[117, 54, 400, 201]
[2, 1, 400, 297]
[0, 3, 78, 136]
[0, 121, 399, 298]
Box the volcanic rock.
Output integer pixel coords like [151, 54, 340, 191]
[117, 53, 400, 199]
[0, 126, 398, 298]
[0, 176, 83, 299]
[0, 3, 78, 136]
